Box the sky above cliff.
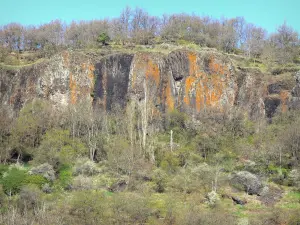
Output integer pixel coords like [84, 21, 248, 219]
[0, 0, 299, 33]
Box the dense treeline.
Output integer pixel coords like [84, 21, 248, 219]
[0, 7, 299, 64]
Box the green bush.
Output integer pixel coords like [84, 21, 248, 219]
[1, 168, 28, 195]
[160, 152, 179, 173]
[3, 55, 19, 65]
[58, 164, 73, 189]
[0, 165, 9, 179]
[165, 110, 187, 130]
[34, 129, 88, 168]
[24, 175, 47, 188]
[97, 32, 110, 45]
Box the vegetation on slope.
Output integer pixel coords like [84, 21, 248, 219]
[0, 97, 300, 224]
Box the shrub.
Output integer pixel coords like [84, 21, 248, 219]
[111, 193, 151, 224]
[97, 32, 110, 45]
[73, 160, 100, 176]
[24, 175, 47, 188]
[152, 169, 168, 193]
[57, 164, 73, 189]
[69, 191, 109, 224]
[18, 185, 42, 211]
[3, 55, 19, 65]
[34, 129, 87, 168]
[160, 152, 179, 173]
[165, 110, 186, 130]
[0, 165, 9, 179]
[71, 175, 94, 191]
[1, 168, 28, 195]
[29, 163, 56, 181]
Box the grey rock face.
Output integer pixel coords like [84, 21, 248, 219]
[29, 163, 56, 182]
[0, 50, 268, 119]
[230, 171, 264, 195]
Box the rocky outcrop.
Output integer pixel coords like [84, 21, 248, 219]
[0, 49, 294, 119]
[230, 171, 264, 195]
[0, 51, 95, 116]
[29, 163, 56, 182]
[93, 50, 266, 117]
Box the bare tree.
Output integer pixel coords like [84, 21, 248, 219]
[243, 24, 266, 58]
[1, 23, 24, 52]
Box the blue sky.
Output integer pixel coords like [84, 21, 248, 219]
[0, 0, 299, 33]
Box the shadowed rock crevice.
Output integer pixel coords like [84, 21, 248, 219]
[94, 54, 134, 110]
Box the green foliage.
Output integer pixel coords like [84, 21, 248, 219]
[0, 165, 9, 179]
[24, 175, 48, 188]
[152, 169, 168, 193]
[196, 134, 220, 160]
[165, 110, 187, 130]
[69, 190, 109, 224]
[105, 136, 132, 174]
[3, 55, 20, 65]
[160, 152, 180, 173]
[1, 168, 27, 195]
[97, 32, 110, 45]
[34, 129, 87, 168]
[57, 164, 73, 189]
[11, 99, 51, 158]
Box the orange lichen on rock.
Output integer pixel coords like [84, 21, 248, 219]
[188, 53, 197, 76]
[165, 78, 175, 111]
[184, 53, 233, 112]
[184, 53, 199, 107]
[146, 59, 160, 87]
[69, 73, 77, 104]
[208, 56, 229, 76]
[184, 76, 196, 106]
[87, 64, 95, 102]
[279, 90, 289, 113]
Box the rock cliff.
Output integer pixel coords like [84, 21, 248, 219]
[0, 49, 295, 118]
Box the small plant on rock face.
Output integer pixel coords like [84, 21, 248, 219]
[97, 32, 110, 45]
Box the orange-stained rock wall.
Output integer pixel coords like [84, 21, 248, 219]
[2, 49, 293, 119]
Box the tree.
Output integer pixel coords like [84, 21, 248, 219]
[130, 7, 158, 44]
[111, 6, 132, 45]
[1, 23, 24, 52]
[266, 22, 299, 64]
[243, 24, 266, 58]
[0, 106, 12, 163]
[218, 18, 238, 53]
[97, 32, 110, 45]
[34, 129, 87, 168]
[11, 99, 51, 162]
[281, 121, 300, 166]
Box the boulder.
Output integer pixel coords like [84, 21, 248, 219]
[230, 171, 264, 195]
[231, 196, 247, 205]
[29, 163, 55, 182]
